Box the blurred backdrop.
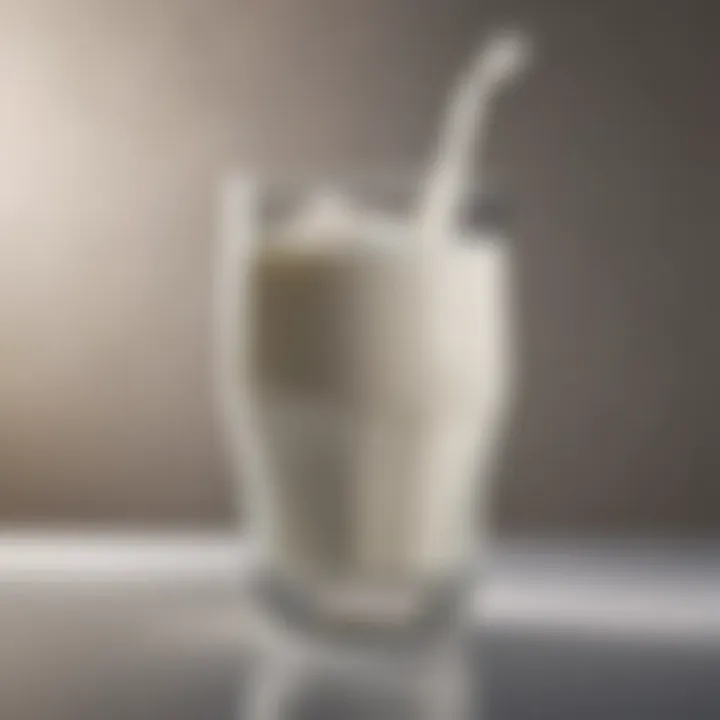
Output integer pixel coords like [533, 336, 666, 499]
[0, 0, 718, 534]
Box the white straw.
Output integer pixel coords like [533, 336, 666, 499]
[416, 30, 531, 245]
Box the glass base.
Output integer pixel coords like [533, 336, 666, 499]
[239, 566, 477, 720]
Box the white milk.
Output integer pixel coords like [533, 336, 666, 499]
[248, 233, 513, 586]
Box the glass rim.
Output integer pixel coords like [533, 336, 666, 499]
[221, 164, 513, 235]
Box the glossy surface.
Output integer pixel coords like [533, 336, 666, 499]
[1, 538, 718, 719]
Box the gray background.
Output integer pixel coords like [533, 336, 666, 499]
[1, 0, 718, 534]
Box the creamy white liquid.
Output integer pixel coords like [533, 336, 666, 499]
[245, 234, 513, 587]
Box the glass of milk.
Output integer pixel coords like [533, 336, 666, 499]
[220, 173, 514, 599]
[214, 173, 514, 720]
[213, 31, 530, 720]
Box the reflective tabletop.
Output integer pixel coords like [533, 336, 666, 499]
[1, 533, 718, 719]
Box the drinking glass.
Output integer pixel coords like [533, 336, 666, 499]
[214, 169, 515, 720]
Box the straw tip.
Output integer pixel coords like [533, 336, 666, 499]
[479, 28, 533, 82]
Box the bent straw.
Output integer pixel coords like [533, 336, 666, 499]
[416, 30, 531, 246]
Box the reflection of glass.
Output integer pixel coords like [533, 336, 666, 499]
[215, 175, 513, 720]
[238, 568, 473, 719]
